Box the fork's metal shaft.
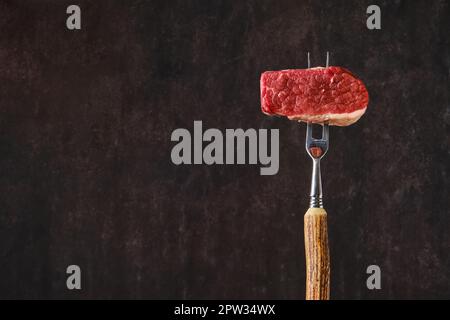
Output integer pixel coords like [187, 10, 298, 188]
[306, 122, 328, 208]
[310, 159, 323, 208]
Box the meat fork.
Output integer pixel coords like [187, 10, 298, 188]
[304, 52, 330, 300]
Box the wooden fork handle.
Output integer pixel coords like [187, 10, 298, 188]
[304, 207, 330, 300]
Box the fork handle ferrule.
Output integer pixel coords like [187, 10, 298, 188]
[309, 159, 323, 208]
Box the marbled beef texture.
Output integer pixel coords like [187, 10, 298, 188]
[261, 67, 369, 126]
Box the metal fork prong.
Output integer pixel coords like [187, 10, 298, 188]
[326, 51, 329, 67]
[306, 121, 313, 142]
[322, 123, 329, 141]
[307, 52, 311, 69]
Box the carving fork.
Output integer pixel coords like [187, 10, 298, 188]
[304, 52, 331, 300]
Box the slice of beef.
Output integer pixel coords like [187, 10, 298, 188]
[260, 66, 369, 126]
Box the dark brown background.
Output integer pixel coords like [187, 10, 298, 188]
[0, 0, 449, 299]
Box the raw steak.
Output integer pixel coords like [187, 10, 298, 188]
[260, 67, 369, 126]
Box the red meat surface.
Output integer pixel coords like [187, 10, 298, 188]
[260, 67, 369, 126]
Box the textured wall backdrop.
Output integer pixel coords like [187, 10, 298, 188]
[0, 0, 449, 299]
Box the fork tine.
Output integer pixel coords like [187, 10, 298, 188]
[306, 122, 312, 141]
[322, 123, 329, 141]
